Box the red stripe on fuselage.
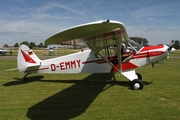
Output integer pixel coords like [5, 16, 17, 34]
[140, 45, 164, 52]
[133, 51, 165, 59]
[133, 52, 148, 59]
[148, 51, 165, 57]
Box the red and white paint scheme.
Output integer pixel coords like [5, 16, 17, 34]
[15, 20, 175, 90]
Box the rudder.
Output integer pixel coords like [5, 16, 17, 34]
[18, 44, 41, 72]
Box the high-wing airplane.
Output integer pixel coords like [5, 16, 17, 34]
[9, 19, 175, 90]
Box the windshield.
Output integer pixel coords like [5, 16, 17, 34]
[126, 39, 142, 52]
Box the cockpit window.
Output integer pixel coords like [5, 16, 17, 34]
[125, 39, 142, 52]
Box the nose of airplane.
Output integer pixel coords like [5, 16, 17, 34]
[163, 44, 176, 53]
[168, 40, 176, 53]
[164, 44, 169, 52]
[164, 44, 175, 58]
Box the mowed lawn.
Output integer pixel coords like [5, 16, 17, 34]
[0, 50, 180, 120]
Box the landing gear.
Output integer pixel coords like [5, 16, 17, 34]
[23, 73, 31, 81]
[121, 70, 144, 90]
[130, 79, 144, 90]
[136, 73, 142, 80]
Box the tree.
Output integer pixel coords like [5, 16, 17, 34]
[13, 43, 19, 47]
[173, 40, 180, 49]
[130, 37, 148, 45]
[20, 41, 29, 46]
[29, 42, 36, 49]
[37, 42, 44, 48]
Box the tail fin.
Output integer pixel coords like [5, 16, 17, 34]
[18, 44, 41, 72]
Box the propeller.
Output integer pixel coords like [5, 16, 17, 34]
[167, 40, 175, 59]
[168, 40, 175, 52]
[151, 40, 175, 67]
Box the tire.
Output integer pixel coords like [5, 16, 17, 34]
[130, 79, 144, 90]
[136, 73, 142, 80]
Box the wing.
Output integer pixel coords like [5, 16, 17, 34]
[44, 19, 130, 72]
[44, 19, 129, 46]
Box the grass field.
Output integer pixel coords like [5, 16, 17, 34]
[0, 49, 180, 120]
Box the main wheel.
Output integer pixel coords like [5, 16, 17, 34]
[130, 79, 144, 90]
[136, 73, 142, 80]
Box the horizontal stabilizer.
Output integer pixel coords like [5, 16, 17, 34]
[5, 68, 18, 71]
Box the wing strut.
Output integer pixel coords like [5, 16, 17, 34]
[87, 31, 122, 73]
[116, 33, 122, 72]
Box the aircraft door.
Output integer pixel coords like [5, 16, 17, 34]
[87, 31, 122, 72]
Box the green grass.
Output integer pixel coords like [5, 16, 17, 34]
[169, 49, 180, 56]
[0, 52, 180, 119]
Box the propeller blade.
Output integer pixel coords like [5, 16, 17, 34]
[168, 40, 175, 52]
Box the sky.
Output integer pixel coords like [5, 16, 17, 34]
[0, 0, 180, 47]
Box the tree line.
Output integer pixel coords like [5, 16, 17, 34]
[130, 37, 180, 49]
[13, 37, 180, 49]
[13, 41, 45, 48]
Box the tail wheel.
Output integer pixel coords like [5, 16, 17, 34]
[130, 79, 144, 90]
[23, 76, 28, 81]
[23, 73, 31, 81]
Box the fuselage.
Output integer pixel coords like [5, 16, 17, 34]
[23, 44, 169, 74]
[129, 44, 169, 69]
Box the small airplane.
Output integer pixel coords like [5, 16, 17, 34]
[0, 48, 7, 55]
[47, 48, 55, 56]
[8, 19, 175, 90]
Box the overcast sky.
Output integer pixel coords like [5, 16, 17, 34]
[0, 0, 180, 47]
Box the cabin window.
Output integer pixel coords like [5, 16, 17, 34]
[127, 40, 142, 52]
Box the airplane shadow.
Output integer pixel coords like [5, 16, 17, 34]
[2, 73, 152, 119]
[2, 76, 44, 86]
[26, 73, 128, 120]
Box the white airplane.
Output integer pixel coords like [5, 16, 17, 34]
[47, 48, 54, 56]
[0, 48, 7, 55]
[9, 19, 175, 90]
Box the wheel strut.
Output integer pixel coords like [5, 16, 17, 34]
[23, 73, 31, 81]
